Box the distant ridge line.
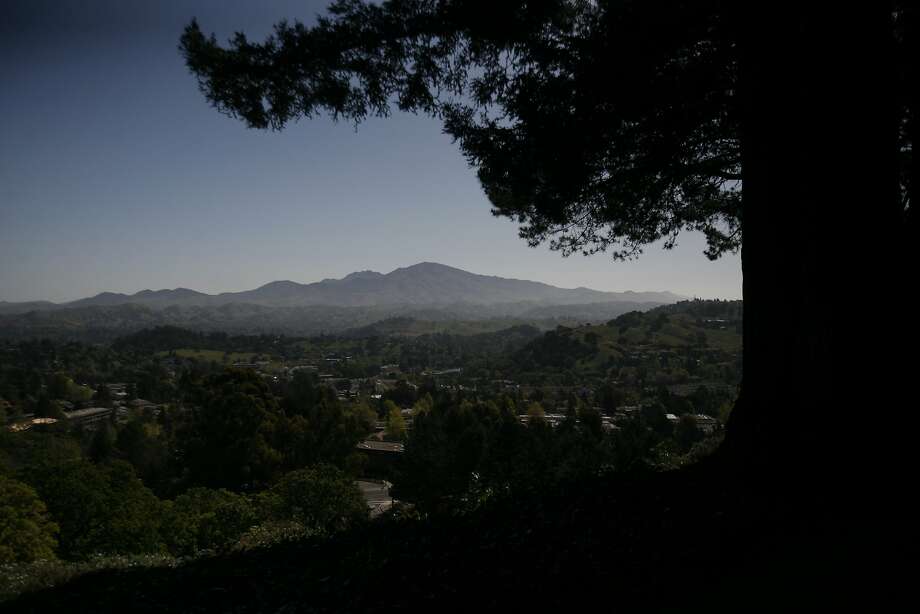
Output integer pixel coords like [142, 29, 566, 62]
[1, 262, 684, 313]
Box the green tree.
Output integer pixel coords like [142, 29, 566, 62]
[577, 405, 604, 441]
[349, 401, 378, 434]
[412, 393, 434, 416]
[382, 399, 400, 418]
[101, 460, 166, 556]
[87, 422, 116, 463]
[26, 459, 163, 560]
[115, 418, 171, 492]
[66, 382, 93, 403]
[94, 383, 113, 408]
[641, 402, 672, 437]
[161, 487, 257, 556]
[385, 404, 407, 441]
[279, 371, 369, 471]
[394, 401, 472, 509]
[263, 465, 367, 535]
[0, 474, 58, 563]
[47, 373, 71, 400]
[526, 401, 546, 422]
[1, 432, 83, 474]
[33, 393, 64, 420]
[182, 369, 283, 490]
[393, 399, 511, 510]
[597, 383, 626, 414]
[610, 416, 656, 473]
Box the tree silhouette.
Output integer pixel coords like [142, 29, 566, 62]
[181, 2, 915, 507]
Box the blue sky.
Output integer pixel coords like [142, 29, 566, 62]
[1, 0, 741, 303]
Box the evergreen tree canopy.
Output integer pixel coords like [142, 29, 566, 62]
[179, 2, 914, 258]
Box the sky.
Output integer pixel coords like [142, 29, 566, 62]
[0, 0, 742, 303]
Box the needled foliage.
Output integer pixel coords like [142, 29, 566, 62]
[179, 0, 752, 260]
[180, 2, 913, 261]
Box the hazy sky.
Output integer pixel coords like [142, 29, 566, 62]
[1, 0, 742, 303]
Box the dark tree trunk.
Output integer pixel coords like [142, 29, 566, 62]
[908, 3, 919, 236]
[725, 3, 904, 519]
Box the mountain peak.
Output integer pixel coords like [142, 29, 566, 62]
[256, 280, 302, 289]
[343, 270, 383, 281]
[390, 262, 465, 275]
[404, 261, 449, 269]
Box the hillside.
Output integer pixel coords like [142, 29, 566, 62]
[510, 300, 742, 379]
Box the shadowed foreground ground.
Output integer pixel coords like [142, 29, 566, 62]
[4, 462, 889, 613]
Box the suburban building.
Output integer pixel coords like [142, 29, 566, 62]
[693, 414, 718, 434]
[356, 439, 404, 478]
[357, 440, 405, 453]
[7, 417, 59, 432]
[64, 407, 112, 428]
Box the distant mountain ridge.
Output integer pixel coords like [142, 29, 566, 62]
[2, 263, 683, 312]
[0, 263, 684, 339]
